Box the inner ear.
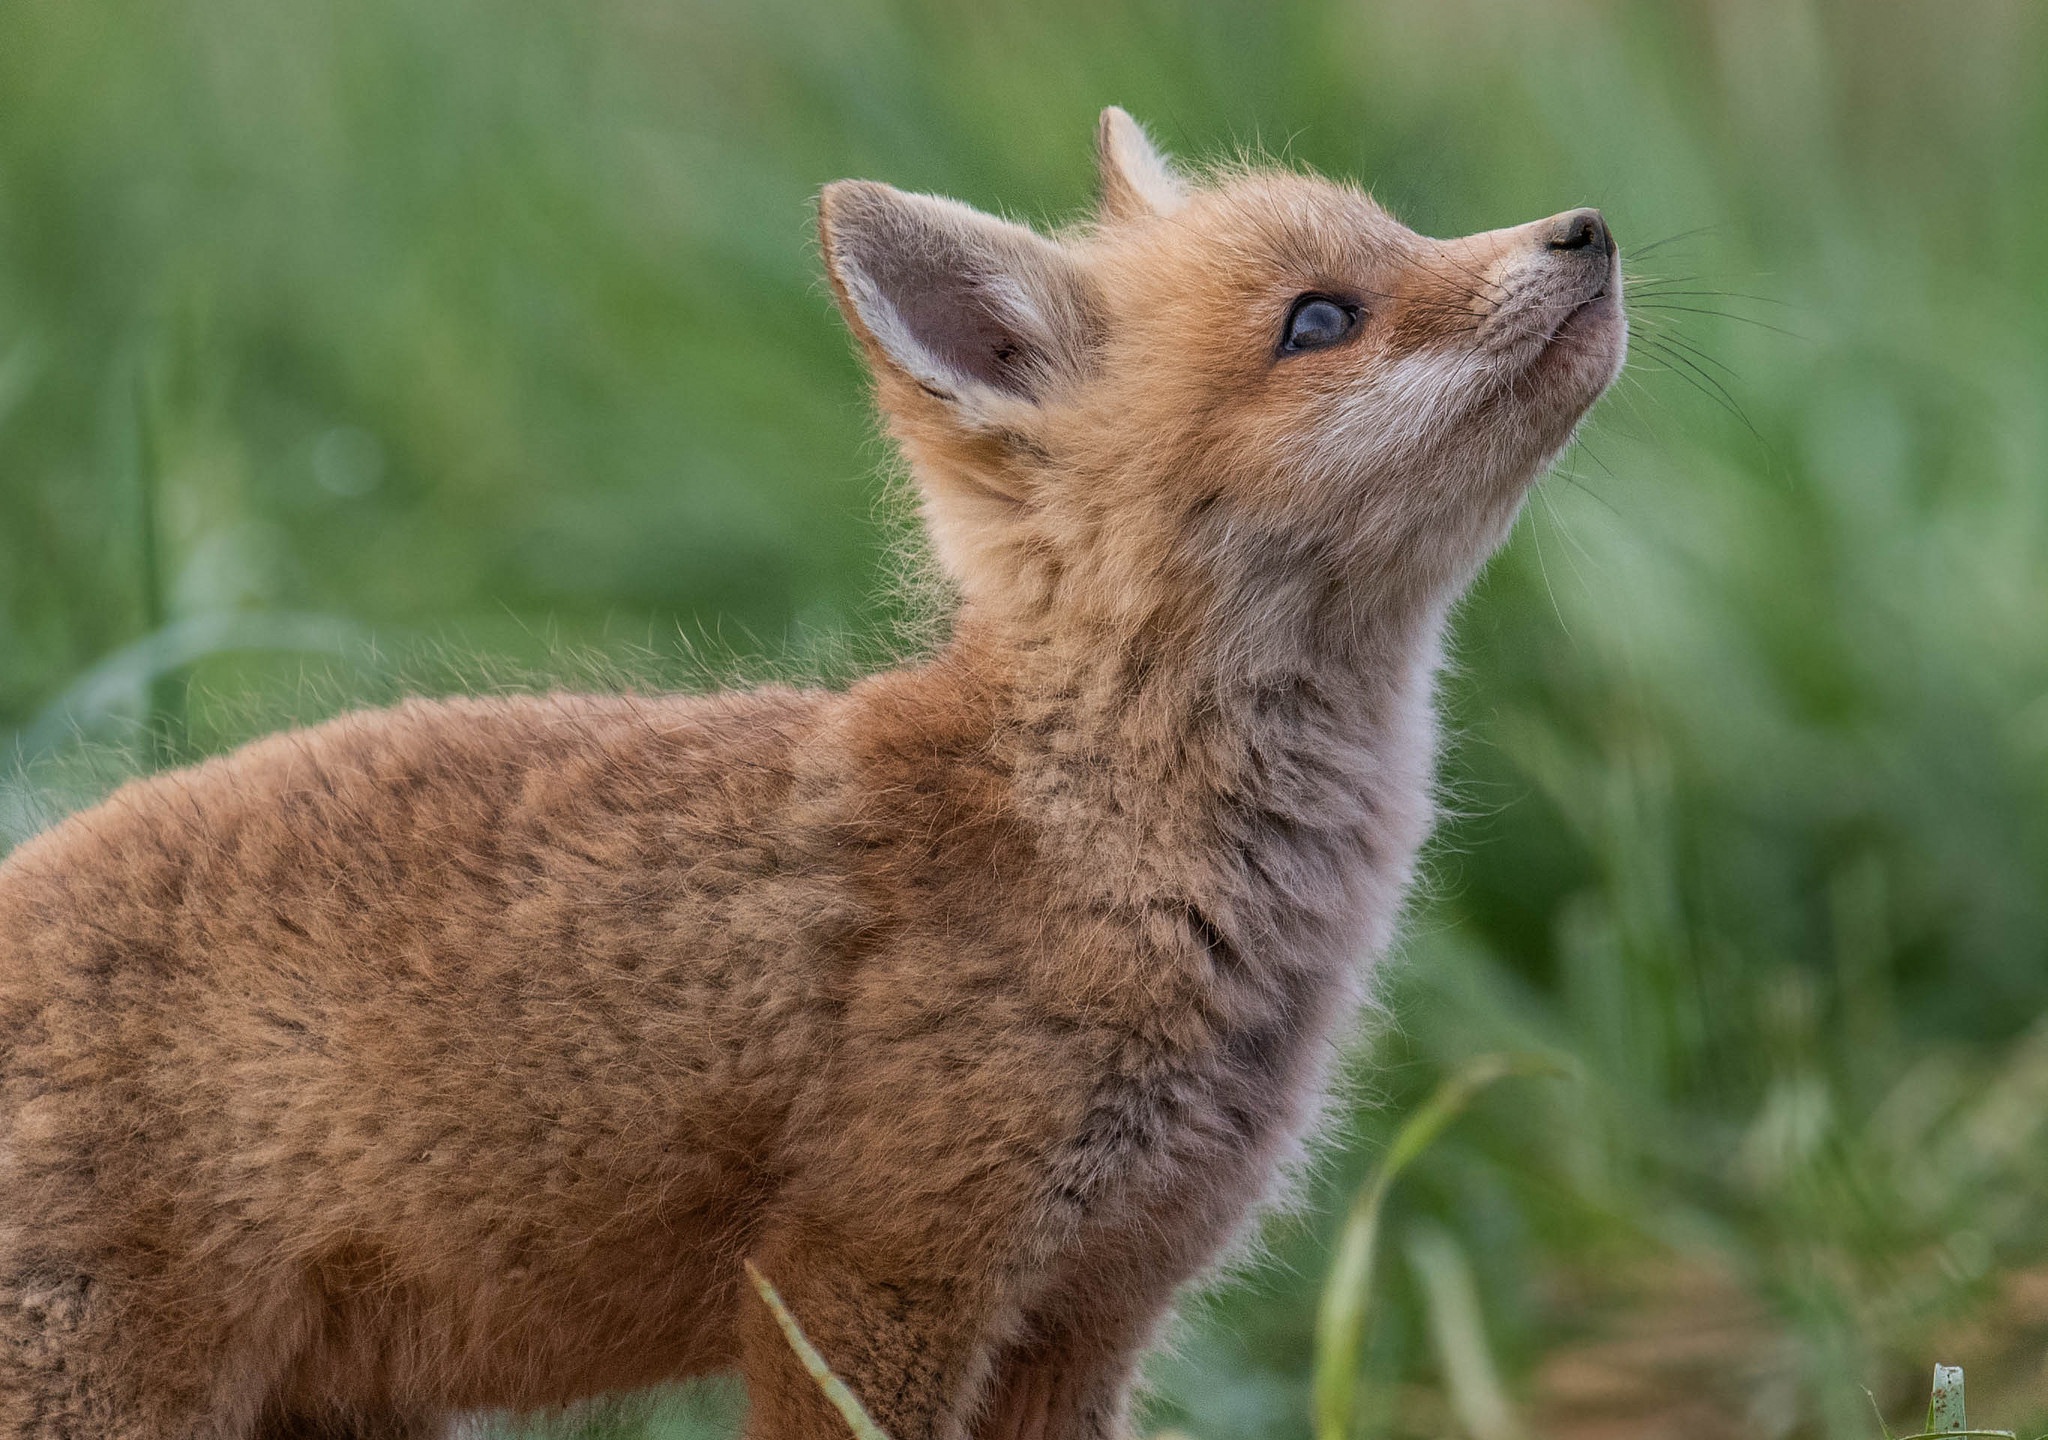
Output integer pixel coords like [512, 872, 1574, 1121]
[853, 232, 1046, 398]
[820, 181, 1095, 412]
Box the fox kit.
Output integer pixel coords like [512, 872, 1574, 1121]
[0, 111, 1622, 1439]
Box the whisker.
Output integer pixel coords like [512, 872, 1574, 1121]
[1527, 483, 1569, 633]
[1625, 285, 1797, 309]
[1413, 244, 1507, 295]
[1540, 464, 1608, 571]
[1624, 222, 1727, 259]
[1627, 302, 1809, 341]
[1626, 263, 1782, 284]
[1622, 271, 1727, 290]
[1645, 328, 1743, 381]
[1551, 463, 1622, 521]
[1635, 340, 1762, 439]
[1407, 248, 1509, 308]
[1607, 370, 1670, 444]
[1350, 283, 1492, 319]
[1570, 434, 1619, 486]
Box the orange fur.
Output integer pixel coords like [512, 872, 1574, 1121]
[0, 111, 1624, 1439]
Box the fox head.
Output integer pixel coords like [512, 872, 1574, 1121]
[819, 109, 1625, 663]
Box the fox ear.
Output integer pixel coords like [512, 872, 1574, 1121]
[818, 180, 1097, 424]
[1096, 107, 1188, 222]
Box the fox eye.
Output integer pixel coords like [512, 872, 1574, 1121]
[1280, 295, 1358, 353]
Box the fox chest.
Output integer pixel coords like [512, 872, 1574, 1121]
[1026, 929, 1358, 1268]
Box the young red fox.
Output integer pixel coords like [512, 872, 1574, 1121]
[0, 111, 1623, 1439]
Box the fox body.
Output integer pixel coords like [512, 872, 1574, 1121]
[0, 112, 1624, 1439]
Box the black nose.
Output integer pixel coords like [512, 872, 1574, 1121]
[1546, 208, 1612, 256]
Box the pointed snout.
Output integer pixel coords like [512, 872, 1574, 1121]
[1542, 208, 1614, 259]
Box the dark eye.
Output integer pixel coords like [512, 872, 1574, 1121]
[1281, 295, 1358, 353]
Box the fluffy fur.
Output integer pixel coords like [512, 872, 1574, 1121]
[0, 111, 1624, 1439]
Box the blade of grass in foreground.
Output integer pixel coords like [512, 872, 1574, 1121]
[1312, 1053, 1568, 1440]
[745, 1260, 895, 1440]
[1404, 1220, 1523, 1440]
[1873, 1362, 2044, 1440]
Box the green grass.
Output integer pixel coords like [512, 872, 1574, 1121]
[6, 2, 2048, 1437]
[753, 1127, 2048, 1440]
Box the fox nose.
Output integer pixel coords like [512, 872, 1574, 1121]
[1545, 208, 1613, 257]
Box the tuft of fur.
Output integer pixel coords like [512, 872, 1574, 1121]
[0, 113, 1623, 1440]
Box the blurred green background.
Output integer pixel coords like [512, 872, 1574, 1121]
[5, 1, 2047, 1437]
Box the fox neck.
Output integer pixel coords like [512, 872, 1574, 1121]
[966, 550, 1451, 985]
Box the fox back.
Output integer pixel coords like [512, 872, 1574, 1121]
[0, 110, 1623, 1440]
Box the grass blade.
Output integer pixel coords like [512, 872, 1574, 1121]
[1405, 1220, 1523, 1440]
[1879, 1365, 2031, 1440]
[744, 1260, 895, 1440]
[1928, 1365, 1967, 1435]
[1312, 1053, 1567, 1440]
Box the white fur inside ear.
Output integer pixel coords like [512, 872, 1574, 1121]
[837, 252, 975, 401]
[822, 182, 1087, 425]
[834, 255, 1034, 429]
[1098, 108, 1188, 220]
